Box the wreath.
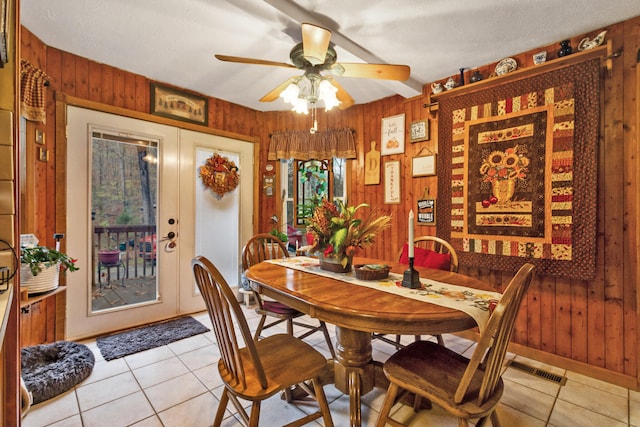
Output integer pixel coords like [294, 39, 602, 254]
[198, 153, 240, 199]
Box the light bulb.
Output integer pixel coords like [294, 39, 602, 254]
[318, 80, 340, 111]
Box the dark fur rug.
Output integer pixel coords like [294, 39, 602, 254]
[21, 341, 95, 405]
[96, 316, 210, 361]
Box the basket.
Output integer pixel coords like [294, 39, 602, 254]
[354, 264, 390, 281]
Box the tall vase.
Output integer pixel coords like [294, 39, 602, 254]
[491, 179, 516, 204]
[319, 254, 353, 273]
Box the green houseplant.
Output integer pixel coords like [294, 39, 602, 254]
[20, 246, 79, 276]
[306, 199, 392, 271]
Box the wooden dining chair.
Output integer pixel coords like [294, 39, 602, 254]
[373, 235, 459, 349]
[375, 263, 535, 427]
[192, 255, 334, 427]
[242, 233, 335, 358]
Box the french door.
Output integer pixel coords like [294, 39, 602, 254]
[65, 106, 254, 340]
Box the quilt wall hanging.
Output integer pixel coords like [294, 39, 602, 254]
[437, 59, 600, 280]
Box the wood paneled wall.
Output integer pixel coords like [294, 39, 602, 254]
[20, 15, 640, 388]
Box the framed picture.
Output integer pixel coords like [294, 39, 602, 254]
[35, 128, 45, 145]
[409, 119, 429, 143]
[412, 154, 437, 177]
[384, 160, 401, 204]
[38, 147, 49, 162]
[151, 83, 208, 125]
[381, 114, 405, 156]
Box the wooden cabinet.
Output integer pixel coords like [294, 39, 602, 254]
[20, 287, 66, 348]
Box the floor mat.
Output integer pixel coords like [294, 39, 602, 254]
[96, 316, 210, 361]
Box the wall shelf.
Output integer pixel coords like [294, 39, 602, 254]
[429, 42, 611, 107]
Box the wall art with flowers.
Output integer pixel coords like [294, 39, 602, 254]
[437, 58, 600, 279]
[464, 106, 551, 239]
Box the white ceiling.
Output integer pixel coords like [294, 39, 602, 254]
[20, 0, 640, 112]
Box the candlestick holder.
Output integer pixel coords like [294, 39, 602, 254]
[401, 257, 421, 289]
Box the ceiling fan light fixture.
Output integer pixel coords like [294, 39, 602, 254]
[318, 79, 340, 111]
[291, 97, 309, 114]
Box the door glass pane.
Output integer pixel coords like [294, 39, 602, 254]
[91, 131, 159, 312]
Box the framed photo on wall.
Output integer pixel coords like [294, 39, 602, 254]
[381, 114, 405, 156]
[409, 119, 430, 143]
[384, 160, 401, 204]
[151, 83, 208, 125]
[412, 153, 437, 177]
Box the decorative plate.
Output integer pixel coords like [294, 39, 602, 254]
[495, 57, 517, 76]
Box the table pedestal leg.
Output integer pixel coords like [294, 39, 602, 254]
[334, 327, 374, 427]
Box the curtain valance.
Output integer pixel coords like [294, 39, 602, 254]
[20, 59, 50, 123]
[268, 128, 356, 160]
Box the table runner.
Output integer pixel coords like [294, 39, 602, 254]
[265, 256, 502, 331]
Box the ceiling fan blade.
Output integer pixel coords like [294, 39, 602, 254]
[301, 23, 331, 66]
[326, 77, 354, 110]
[215, 54, 296, 69]
[259, 76, 300, 102]
[337, 62, 410, 81]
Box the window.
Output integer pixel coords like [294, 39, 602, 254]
[281, 158, 348, 228]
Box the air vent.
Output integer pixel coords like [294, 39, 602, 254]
[506, 360, 567, 385]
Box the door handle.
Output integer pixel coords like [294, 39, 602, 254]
[160, 231, 176, 241]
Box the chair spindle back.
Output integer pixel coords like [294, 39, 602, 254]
[454, 263, 535, 405]
[192, 256, 268, 390]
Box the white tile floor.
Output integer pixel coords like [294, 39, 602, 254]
[21, 301, 640, 427]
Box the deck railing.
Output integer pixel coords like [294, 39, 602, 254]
[93, 225, 157, 285]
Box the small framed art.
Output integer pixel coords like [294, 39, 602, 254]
[151, 83, 208, 125]
[412, 154, 436, 177]
[409, 119, 429, 143]
[384, 160, 401, 204]
[381, 114, 405, 156]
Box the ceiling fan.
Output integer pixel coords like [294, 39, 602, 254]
[215, 22, 411, 114]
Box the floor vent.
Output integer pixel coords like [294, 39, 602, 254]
[506, 360, 567, 386]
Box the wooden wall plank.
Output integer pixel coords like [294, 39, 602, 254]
[100, 65, 114, 105]
[75, 57, 89, 100]
[88, 61, 103, 102]
[622, 15, 640, 379]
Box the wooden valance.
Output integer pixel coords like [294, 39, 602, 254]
[20, 59, 50, 123]
[268, 128, 356, 160]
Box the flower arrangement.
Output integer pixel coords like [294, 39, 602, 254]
[306, 199, 392, 268]
[21, 246, 79, 276]
[479, 145, 529, 183]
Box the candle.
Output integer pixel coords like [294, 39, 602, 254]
[408, 210, 414, 258]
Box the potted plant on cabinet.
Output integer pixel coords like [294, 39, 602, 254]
[20, 246, 79, 294]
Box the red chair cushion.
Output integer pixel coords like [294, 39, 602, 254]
[262, 300, 300, 315]
[399, 243, 451, 271]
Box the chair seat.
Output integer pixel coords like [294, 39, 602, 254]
[383, 340, 504, 419]
[218, 333, 329, 400]
[261, 300, 301, 315]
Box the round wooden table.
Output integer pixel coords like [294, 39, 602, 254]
[246, 256, 496, 427]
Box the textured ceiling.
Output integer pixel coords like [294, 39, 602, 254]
[20, 0, 640, 112]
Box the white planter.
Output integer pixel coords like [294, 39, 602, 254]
[20, 263, 60, 294]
